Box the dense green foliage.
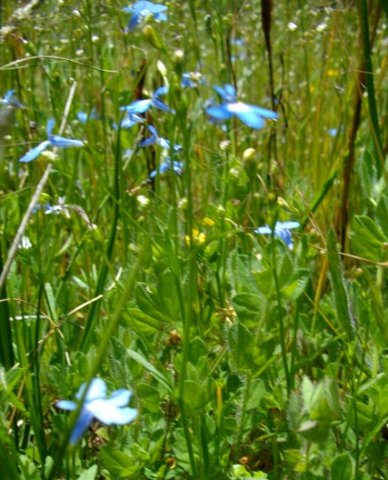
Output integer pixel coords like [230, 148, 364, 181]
[0, 1, 388, 478]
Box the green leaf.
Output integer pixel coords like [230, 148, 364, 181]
[245, 381, 266, 410]
[281, 269, 309, 300]
[183, 380, 205, 412]
[126, 349, 172, 393]
[330, 452, 355, 480]
[100, 447, 137, 478]
[351, 215, 387, 261]
[125, 308, 161, 331]
[136, 383, 161, 413]
[327, 230, 354, 339]
[227, 322, 254, 371]
[135, 283, 172, 324]
[232, 293, 263, 326]
[77, 465, 98, 480]
[376, 195, 388, 237]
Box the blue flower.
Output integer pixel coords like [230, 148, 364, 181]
[255, 221, 300, 250]
[19, 119, 84, 163]
[120, 86, 171, 115]
[56, 378, 138, 445]
[118, 112, 145, 129]
[206, 84, 278, 129]
[1, 90, 23, 108]
[123, 1, 168, 31]
[181, 72, 202, 89]
[140, 125, 182, 151]
[76, 108, 99, 124]
[150, 158, 183, 179]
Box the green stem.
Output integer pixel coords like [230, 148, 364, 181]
[80, 121, 122, 351]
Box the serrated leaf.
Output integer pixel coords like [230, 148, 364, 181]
[227, 322, 253, 371]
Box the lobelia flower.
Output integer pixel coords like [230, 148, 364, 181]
[76, 108, 99, 124]
[181, 72, 202, 89]
[56, 378, 138, 445]
[120, 112, 144, 129]
[120, 86, 171, 115]
[140, 125, 182, 151]
[1, 90, 23, 108]
[149, 158, 183, 179]
[19, 119, 84, 163]
[255, 221, 300, 250]
[123, 1, 168, 32]
[206, 84, 278, 129]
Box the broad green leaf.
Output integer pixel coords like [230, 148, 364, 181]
[100, 447, 137, 478]
[281, 269, 309, 299]
[245, 381, 266, 410]
[125, 308, 161, 331]
[183, 380, 205, 412]
[350, 216, 387, 261]
[232, 293, 263, 325]
[136, 383, 161, 413]
[227, 322, 254, 371]
[330, 452, 355, 480]
[77, 465, 98, 480]
[135, 283, 171, 324]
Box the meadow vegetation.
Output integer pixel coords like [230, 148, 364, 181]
[0, 1, 388, 478]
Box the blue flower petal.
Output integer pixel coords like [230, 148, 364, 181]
[152, 97, 171, 112]
[249, 104, 278, 120]
[19, 140, 50, 163]
[156, 137, 170, 149]
[76, 378, 107, 402]
[56, 400, 77, 411]
[76, 112, 88, 124]
[234, 111, 265, 129]
[89, 400, 138, 425]
[226, 103, 265, 129]
[46, 119, 56, 136]
[70, 410, 94, 444]
[154, 12, 167, 21]
[127, 12, 140, 31]
[255, 221, 299, 249]
[49, 135, 84, 148]
[107, 389, 132, 407]
[121, 99, 152, 114]
[214, 84, 237, 103]
[206, 105, 233, 120]
[140, 136, 156, 147]
[120, 113, 143, 129]
[254, 225, 272, 235]
[123, 2, 168, 31]
[153, 86, 168, 97]
[278, 221, 300, 230]
[275, 228, 293, 248]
